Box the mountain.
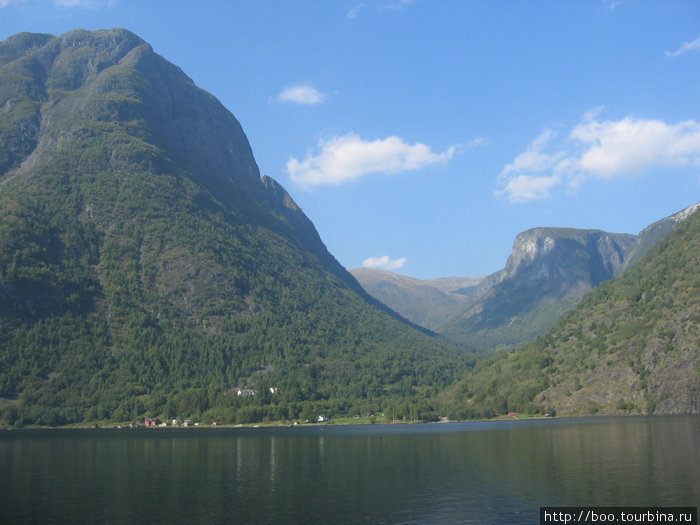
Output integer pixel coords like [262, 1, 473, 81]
[445, 205, 700, 418]
[352, 206, 698, 354]
[624, 202, 700, 268]
[349, 268, 482, 330]
[0, 29, 465, 426]
[438, 228, 637, 351]
[439, 206, 700, 352]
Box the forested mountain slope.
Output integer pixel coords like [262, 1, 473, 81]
[445, 206, 700, 418]
[0, 29, 466, 426]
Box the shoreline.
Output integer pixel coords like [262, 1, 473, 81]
[4, 412, 689, 432]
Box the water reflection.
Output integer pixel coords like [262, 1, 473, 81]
[0, 416, 697, 524]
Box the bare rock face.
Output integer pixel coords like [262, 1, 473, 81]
[439, 228, 636, 351]
[504, 228, 634, 283]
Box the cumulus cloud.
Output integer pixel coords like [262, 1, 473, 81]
[495, 174, 560, 203]
[277, 84, 326, 105]
[571, 116, 700, 176]
[496, 113, 700, 203]
[287, 133, 459, 187]
[665, 36, 700, 57]
[362, 255, 407, 270]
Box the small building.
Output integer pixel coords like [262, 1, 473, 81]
[237, 389, 257, 397]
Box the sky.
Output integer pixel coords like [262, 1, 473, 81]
[1, 0, 699, 279]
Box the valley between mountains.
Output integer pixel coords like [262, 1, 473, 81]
[352, 203, 699, 353]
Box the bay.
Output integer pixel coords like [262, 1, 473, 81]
[0, 415, 697, 524]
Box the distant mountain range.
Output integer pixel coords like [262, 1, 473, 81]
[353, 203, 700, 352]
[349, 268, 481, 331]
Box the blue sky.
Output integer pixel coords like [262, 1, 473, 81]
[2, 1, 699, 279]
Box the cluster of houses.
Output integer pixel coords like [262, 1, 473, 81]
[133, 387, 281, 428]
[142, 418, 200, 427]
[234, 387, 280, 397]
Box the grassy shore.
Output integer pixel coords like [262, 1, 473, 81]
[1, 412, 557, 430]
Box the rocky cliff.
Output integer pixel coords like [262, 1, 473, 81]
[438, 228, 636, 351]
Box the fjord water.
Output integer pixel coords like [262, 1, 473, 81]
[1, 416, 697, 524]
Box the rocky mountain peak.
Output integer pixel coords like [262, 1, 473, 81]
[1, 28, 263, 209]
[508, 228, 557, 272]
[504, 228, 634, 283]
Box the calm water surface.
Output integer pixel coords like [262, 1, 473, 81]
[0, 416, 698, 524]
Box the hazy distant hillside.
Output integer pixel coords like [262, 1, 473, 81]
[353, 205, 698, 353]
[446, 206, 700, 418]
[350, 268, 482, 330]
[439, 228, 636, 351]
[0, 29, 465, 427]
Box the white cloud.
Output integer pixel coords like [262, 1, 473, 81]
[497, 113, 700, 203]
[0, 0, 26, 6]
[287, 132, 459, 187]
[495, 174, 559, 204]
[362, 255, 407, 270]
[501, 129, 566, 176]
[277, 84, 326, 105]
[665, 36, 700, 57]
[571, 116, 700, 177]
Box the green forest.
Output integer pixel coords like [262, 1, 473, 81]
[444, 208, 700, 418]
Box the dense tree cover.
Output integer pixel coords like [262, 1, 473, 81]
[0, 138, 470, 425]
[444, 208, 700, 418]
[0, 30, 472, 426]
